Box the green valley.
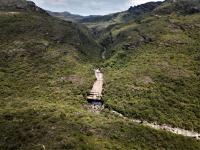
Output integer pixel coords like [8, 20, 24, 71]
[0, 0, 200, 149]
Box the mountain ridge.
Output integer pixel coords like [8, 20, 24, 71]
[47, 1, 163, 25]
[47, 10, 85, 22]
[0, 0, 46, 13]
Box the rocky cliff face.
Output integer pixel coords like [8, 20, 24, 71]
[0, 0, 46, 13]
[0, 0, 27, 9]
[128, 2, 163, 15]
[155, 0, 200, 14]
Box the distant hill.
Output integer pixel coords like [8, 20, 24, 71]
[48, 2, 163, 31]
[47, 11, 85, 22]
[81, 1, 163, 23]
[47, 11, 104, 23]
[80, 2, 163, 32]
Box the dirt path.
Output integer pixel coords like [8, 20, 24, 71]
[111, 110, 200, 140]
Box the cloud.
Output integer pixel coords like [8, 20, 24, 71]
[31, 0, 164, 16]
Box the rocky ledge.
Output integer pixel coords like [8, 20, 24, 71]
[0, 0, 46, 13]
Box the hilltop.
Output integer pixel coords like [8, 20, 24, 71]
[0, 0, 45, 13]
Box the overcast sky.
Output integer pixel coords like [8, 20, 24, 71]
[31, 0, 164, 16]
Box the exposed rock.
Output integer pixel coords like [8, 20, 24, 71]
[0, 0, 27, 9]
[128, 2, 163, 15]
[85, 104, 104, 113]
[0, 0, 46, 13]
[155, 0, 200, 14]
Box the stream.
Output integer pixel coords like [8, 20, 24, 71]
[101, 47, 106, 59]
[111, 110, 200, 140]
[92, 53, 200, 140]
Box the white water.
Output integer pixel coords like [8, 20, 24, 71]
[111, 110, 200, 140]
[101, 47, 106, 59]
[90, 71, 200, 140]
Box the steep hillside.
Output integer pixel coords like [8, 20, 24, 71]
[0, 0, 45, 13]
[155, 0, 200, 14]
[101, 0, 200, 132]
[0, 0, 200, 149]
[80, 2, 163, 33]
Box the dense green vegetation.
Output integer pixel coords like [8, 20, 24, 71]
[0, 0, 200, 149]
[101, 1, 200, 132]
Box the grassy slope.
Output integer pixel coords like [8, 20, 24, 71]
[102, 2, 200, 132]
[0, 4, 200, 150]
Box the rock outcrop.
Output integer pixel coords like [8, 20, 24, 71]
[0, 0, 46, 13]
[155, 0, 200, 14]
[128, 2, 163, 15]
[0, 0, 27, 9]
